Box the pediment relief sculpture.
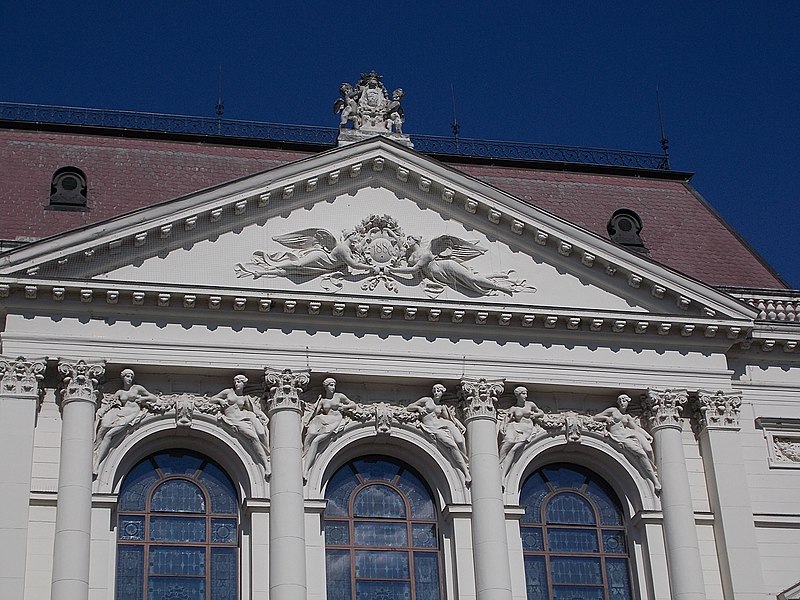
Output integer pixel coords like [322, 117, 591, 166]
[92, 370, 271, 478]
[235, 214, 534, 298]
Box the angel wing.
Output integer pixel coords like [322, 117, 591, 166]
[333, 98, 346, 114]
[429, 235, 487, 263]
[272, 229, 337, 253]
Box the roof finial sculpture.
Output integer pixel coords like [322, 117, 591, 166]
[334, 71, 413, 148]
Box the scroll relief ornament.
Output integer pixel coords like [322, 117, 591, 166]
[234, 214, 535, 298]
[92, 370, 271, 478]
[334, 70, 408, 138]
[300, 380, 470, 484]
[773, 438, 800, 463]
[496, 390, 661, 493]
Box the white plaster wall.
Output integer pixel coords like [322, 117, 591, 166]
[23, 503, 56, 600]
[755, 526, 800, 596]
[31, 391, 62, 493]
[697, 522, 725, 600]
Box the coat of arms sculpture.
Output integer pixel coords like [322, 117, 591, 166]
[234, 214, 535, 298]
[334, 71, 411, 147]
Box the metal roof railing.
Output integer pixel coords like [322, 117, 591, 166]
[1, 102, 668, 170]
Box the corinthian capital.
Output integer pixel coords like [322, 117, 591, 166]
[265, 368, 310, 414]
[0, 356, 46, 397]
[696, 390, 742, 430]
[58, 360, 105, 406]
[459, 377, 504, 422]
[642, 388, 687, 431]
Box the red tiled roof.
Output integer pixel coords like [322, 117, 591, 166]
[0, 128, 785, 289]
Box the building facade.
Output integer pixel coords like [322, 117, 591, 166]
[1, 77, 799, 600]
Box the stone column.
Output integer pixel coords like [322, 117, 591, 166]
[459, 377, 513, 600]
[695, 390, 768, 600]
[51, 359, 105, 600]
[265, 368, 310, 600]
[0, 357, 45, 599]
[643, 388, 706, 600]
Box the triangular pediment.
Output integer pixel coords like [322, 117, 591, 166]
[0, 137, 756, 332]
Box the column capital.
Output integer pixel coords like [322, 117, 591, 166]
[265, 368, 310, 415]
[642, 388, 687, 431]
[695, 389, 742, 431]
[0, 356, 46, 398]
[57, 359, 105, 406]
[458, 377, 504, 422]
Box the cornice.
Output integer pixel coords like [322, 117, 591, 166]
[0, 276, 751, 342]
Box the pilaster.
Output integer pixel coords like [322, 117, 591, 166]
[265, 368, 310, 600]
[695, 390, 769, 600]
[643, 388, 706, 600]
[51, 359, 105, 600]
[0, 356, 45, 600]
[459, 377, 513, 600]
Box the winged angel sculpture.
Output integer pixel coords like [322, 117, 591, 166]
[235, 215, 535, 298]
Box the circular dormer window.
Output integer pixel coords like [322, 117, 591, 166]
[49, 167, 88, 210]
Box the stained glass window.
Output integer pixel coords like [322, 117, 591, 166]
[324, 456, 442, 600]
[520, 463, 633, 600]
[115, 450, 239, 600]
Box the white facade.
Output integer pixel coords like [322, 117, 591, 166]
[1, 137, 799, 600]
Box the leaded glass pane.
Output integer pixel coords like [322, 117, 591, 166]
[115, 545, 144, 600]
[212, 518, 238, 544]
[198, 461, 238, 514]
[520, 526, 544, 551]
[585, 480, 624, 526]
[603, 530, 627, 554]
[326, 550, 352, 600]
[325, 465, 360, 517]
[413, 552, 440, 600]
[523, 556, 547, 600]
[118, 460, 159, 511]
[325, 521, 350, 545]
[150, 480, 205, 513]
[153, 452, 203, 477]
[549, 557, 602, 585]
[547, 528, 599, 553]
[355, 580, 411, 599]
[394, 469, 435, 520]
[355, 550, 409, 579]
[148, 546, 205, 576]
[552, 586, 604, 599]
[606, 558, 633, 599]
[520, 472, 548, 524]
[118, 516, 145, 541]
[147, 576, 205, 600]
[150, 516, 206, 542]
[412, 524, 437, 548]
[543, 465, 588, 490]
[211, 547, 238, 600]
[355, 521, 408, 547]
[353, 485, 406, 518]
[353, 457, 401, 482]
[546, 493, 596, 525]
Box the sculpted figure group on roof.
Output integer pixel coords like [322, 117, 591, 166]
[334, 70, 405, 135]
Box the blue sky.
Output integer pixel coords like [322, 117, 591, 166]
[2, 2, 798, 287]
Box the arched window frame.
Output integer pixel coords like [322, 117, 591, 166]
[519, 463, 634, 600]
[48, 166, 88, 210]
[323, 455, 443, 600]
[115, 450, 240, 600]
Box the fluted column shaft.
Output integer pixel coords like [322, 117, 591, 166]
[644, 389, 706, 600]
[51, 360, 105, 600]
[0, 357, 45, 599]
[460, 378, 513, 600]
[266, 369, 310, 600]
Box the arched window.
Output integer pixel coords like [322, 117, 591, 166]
[324, 456, 442, 600]
[115, 450, 239, 600]
[49, 166, 88, 210]
[520, 463, 633, 600]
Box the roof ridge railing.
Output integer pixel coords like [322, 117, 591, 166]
[1, 101, 668, 170]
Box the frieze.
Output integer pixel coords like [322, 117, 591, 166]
[755, 417, 800, 469]
[235, 214, 534, 299]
